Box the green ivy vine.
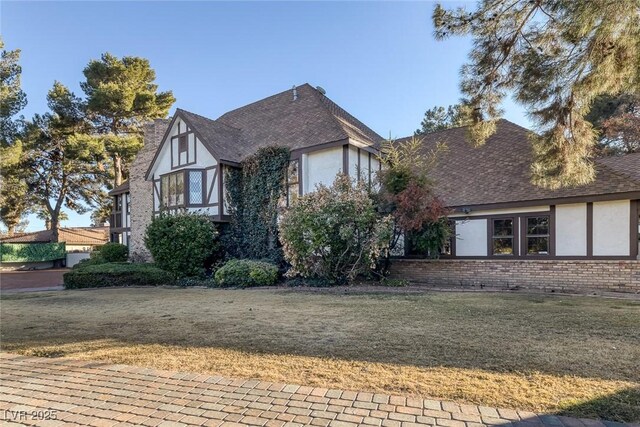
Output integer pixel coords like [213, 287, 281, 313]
[223, 146, 290, 263]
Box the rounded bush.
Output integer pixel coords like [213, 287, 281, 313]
[99, 242, 129, 263]
[144, 213, 219, 277]
[214, 259, 278, 287]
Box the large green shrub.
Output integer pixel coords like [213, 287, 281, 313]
[63, 263, 174, 289]
[279, 175, 393, 285]
[98, 242, 128, 262]
[214, 259, 278, 287]
[144, 212, 219, 277]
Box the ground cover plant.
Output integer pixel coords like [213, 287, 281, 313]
[1, 288, 638, 421]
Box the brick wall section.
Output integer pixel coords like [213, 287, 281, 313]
[389, 259, 640, 294]
[129, 119, 170, 262]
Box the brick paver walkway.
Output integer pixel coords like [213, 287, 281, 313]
[0, 353, 633, 427]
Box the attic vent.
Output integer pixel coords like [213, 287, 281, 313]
[292, 85, 298, 101]
[316, 86, 326, 95]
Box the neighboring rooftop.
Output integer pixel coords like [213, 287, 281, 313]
[177, 83, 383, 163]
[399, 120, 640, 208]
[0, 227, 109, 246]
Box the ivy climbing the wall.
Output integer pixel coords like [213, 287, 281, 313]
[224, 146, 290, 263]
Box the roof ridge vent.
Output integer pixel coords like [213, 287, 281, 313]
[292, 85, 297, 101]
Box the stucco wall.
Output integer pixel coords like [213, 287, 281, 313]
[555, 203, 587, 256]
[302, 146, 343, 193]
[454, 219, 488, 256]
[593, 200, 630, 256]
[389, 259, 640, 294]
[129, 119, 170, 262]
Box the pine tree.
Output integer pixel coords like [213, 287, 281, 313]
[81, 53, 175, 187]
[415, 104, 469, 135]
[0, 38, 28, 235]
[23, 83, 106, 241]
[433, 0, 640, 188]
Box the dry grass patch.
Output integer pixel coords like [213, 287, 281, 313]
[1, 288, 638, 421]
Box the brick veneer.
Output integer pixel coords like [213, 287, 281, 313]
[389, 259, 640, 294]
[129, 119, 170, 262]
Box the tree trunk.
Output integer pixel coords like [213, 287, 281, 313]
[7, 225, 15, 236]
[50, 216, 60, 242]
[114, 154, 122, 187]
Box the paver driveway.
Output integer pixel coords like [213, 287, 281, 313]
[0, 353, 633, 427]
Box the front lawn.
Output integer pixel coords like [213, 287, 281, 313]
[1, 288, 638, 421]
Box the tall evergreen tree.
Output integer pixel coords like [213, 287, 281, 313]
[81, 53, 175, 187]
[0, 38, 28, 235]
[23, 83, 106, 241]
[415, 104, 469, 135]
[433, 0, 640, 188]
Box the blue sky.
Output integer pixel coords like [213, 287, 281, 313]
[2, 1, 530, 231]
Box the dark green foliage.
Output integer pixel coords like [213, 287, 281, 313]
[22, 82, 106, 242]
[99, 242, 128, 263]
[0, 243, 66, 262]
[0, 39, 29, 234]
[72, 255, 106, 269]
[407, 218, 453, 259]
[144, 212, 219, 277]
[214, 259, 279, 288]
[63, 263, 175, 289]
[415, 104, 469, 135]
[224, 146, 290, 263]
[81, 53, 175, 187]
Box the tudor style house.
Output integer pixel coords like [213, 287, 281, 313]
[110, 84, 381, 256]
[110, 83, 639, 290]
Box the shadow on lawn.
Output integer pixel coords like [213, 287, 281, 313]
[553, 387, 640, 424]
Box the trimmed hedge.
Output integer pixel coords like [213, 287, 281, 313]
[99, 242, 128, 262]
[64, 263, 175, 289]
[214, 259, 278, 287]
[72, 255, 106, 269]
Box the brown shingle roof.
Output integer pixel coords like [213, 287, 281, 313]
[179, 84, 382, 163]
[0, 227, 109, 246]
[398, 120, 640, 207]
[177, 109, 244, 163]
[108, 181, 130, 195]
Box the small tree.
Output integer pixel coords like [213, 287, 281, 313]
[144, 212, 219, 277]
[279, 175, 393, 285]
[378, 137, 451, 258]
